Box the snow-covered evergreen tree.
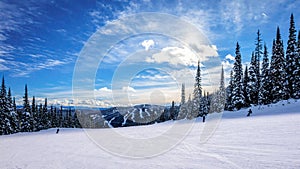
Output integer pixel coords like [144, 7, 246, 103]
[243, 65, 250, 107]
[0, 76, 13, 135]
[254, 30, 263, 89]
[13, 97, 16, 112]
[270, 27, 288, 102]
[23, 84, 30, 113]
[201, 92, 209, 116]
[248, 52, 259, 105]
[73, 110, 82, 128]
[212, 65, 226, 112]
[7, 88, 18, 133]
[178, 83, 188, 119]
[225, 70, 234, 111]
[191, 61, 202, 118]
[218, 66, 226, 112]
[20, 84, 32, 132]
[259, 44, 272, 105]
[294, 31, 300, 98]
[0, 76, 8, 113]
[7, 88, 13, 110]
[286, 13, 297, 99]
[231, 42, 244, 110]
[31, 96, 39, 132]
[181, 83, 185, 105]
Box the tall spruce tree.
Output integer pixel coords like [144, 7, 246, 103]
[191, 61, 202, 118]
[0, 76, 8, 112]
[219, 65, 226, 111]
[23, 84, 30, 113]
[294, 31, 300, 98]
[31, 96, 39, 132]
[270, 27, 288, 102]
[213, 65, 226, 112]
[7, 88, 18, 133]
[232, 42, 244, 110]
[20, 84, 32, 132]
[254, 30, 263, 88]
[181, 83, 185, 105]
[286, 13, 297, 99]
[225, 70, 234, 111]
[243, 65, 250, 107]
[7, 88, 13, 110]
[13, 97, 16, 112]
[259, 44, 272, 105]
[0, 76, 12, 135]
[179, 83, 188, 120]
[248, 52, 258, 105]
[32, 96, 36, 114]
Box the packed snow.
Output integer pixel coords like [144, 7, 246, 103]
[1, 100, 300, 169]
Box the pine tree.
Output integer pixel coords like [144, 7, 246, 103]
[191, 61, 202, 118]
[31, 96, 36, 114]
[232, 42, 244, 110]
[286, 13, 297, 99]
[0, 76, 12, 135]
[254, 30, 263, 89]
[7, 88, 13, 110]
[218, 65, 226, 112]
[293, 31, 300, 98]
[179, 83, 188, 120]
[181, 83, 185, 105]
[73, 110, 82, 128]
[7, 88, 18, 133]
[0, 76, 8, 112]
[213, 66, 226, 112]
[41, 98, 49, 129]
[23, 84, 30, 113]
[243, 65, 250, 107]
[259, 44, 272, 105]
[13, 97, 16, 112]
[20, 84, 32, 132]
[270, 27, 288, 102]
[225, 70, 234, 111]
[31, 96, 39, 132]
[201, 92, 209, 115]
[248, 52, 259, 105]
[50, 105, 57, 128]
[59, 106, 63, 127]
[37, 103, 44, 130]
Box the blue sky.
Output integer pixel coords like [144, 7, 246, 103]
[0, 0, 299, 107]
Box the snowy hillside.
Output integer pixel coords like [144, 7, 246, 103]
[1, 100, 300, 169]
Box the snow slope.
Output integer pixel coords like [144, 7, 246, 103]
[1, 100, 300, 169]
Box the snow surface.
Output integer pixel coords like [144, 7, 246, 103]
[1, 100, 300, 169]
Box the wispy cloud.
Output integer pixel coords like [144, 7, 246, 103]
[0, 58, 9, 70]
[12, 58, 69, 77]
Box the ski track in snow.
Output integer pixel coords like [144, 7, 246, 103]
[1, 100, 300, 169]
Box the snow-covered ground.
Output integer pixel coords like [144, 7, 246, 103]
[1, 100, 300, 169]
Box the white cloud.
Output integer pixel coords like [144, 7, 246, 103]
[225, 54, 235, 61]
[0, 64, 9, 71]
[141, 39, 155, 51]
[135, 74, 170, 81]
[122, 86, 136, 93]
[146, 45, 217, 67]
[94, 87, 113, 100]
[96, 87, 112, 93]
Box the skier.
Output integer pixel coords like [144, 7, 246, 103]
[247, 109, 252, 117]
[56, 128, 60, 134]
[202, 114, 206, 123]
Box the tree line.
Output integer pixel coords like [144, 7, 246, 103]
[177, 13, 299, 117]
[0, 78, 81, 135]
[225, 14, 300, 110]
